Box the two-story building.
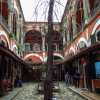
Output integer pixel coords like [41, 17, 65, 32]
[61, 0, 100, 92]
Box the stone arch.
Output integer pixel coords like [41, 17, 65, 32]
[77, 37, 88, 49]
[0, 39, 7, 47]
[95, 29, 100, 41]
[91, 19, 100, 35]
[90, 20, 100, 44]
[43, 53, 64, 62]
[0, 31, 10, 48]
[11, 44, 18, 51]
[53, 53, 64, 60]
[25, 30, 42, 36]
[69, 47, 76, 54]
[12, 45, 18, 54]
[24, 30, 42, 51]
[24, 53, 43, 62]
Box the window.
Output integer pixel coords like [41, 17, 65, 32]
[25, 43, 30, 51]
[0, 40, 6, 46]
[78, 41, 87, 50]
[33, 43, 40, 52]
[91, 34, 96, 44]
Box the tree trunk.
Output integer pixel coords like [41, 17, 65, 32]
[44, 0, 54, 100]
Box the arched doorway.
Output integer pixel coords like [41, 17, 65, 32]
[24, 53, 43, 81]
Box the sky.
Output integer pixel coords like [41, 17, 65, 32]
[20, 0, 67, 22]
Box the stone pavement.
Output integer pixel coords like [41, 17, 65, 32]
[9, 82, 86, 100]
[0, 83, 28, 100]
[53, 83, 86, 100]
[0, 87, 23, 100]
[1, 82, 100, 100]
[69, 86, 100, 100]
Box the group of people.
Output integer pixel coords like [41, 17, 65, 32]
[65, 71, 80, 88]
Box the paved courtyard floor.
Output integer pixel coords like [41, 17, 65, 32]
[1, 82, 100, 100]
[9, 82, 86, 100]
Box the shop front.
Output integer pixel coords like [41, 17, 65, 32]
[64, 43, 100, 92]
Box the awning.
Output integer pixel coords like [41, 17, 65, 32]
[0, 45, 27, 65]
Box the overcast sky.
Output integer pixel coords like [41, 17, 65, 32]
[20, 0, 67, 22]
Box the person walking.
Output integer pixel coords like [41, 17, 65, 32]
[73, 71, 80, 88]
[76, 71, 80, 88]
[65, 72, 70, 86]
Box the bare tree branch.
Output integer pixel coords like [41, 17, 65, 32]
[55, 0, 64, 7]
[32, 0, 64, 22]
[53, 10, 59, 22]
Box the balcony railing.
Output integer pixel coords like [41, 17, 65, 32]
[0, 14, 10, 32]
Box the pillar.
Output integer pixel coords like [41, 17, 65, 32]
[42, 35, 46, 62]
[42, 35, 45, 52]
[8, 12, 13, 32]
[72, 15, 77, 38]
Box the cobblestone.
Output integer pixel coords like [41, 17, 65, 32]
[13, 83, 44, 100]
[12, 82, 86, 100]
[52, 83, 86, 100]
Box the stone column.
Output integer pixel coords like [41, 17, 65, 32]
[8, 12, 13, 33]
[8, 0, 14, 32]
[63, 22, 67, 45]
[72, 15, 77, 38]
[42, 35, 45, 62]
[83, 0, 90, 24]
[42, 35, 45, 52]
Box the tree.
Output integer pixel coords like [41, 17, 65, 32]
[44, 0, 54, 99]
[32, 0, 65, 99]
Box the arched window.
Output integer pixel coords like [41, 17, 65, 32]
[0, 40, 6, 46]
[25, 30, 42, 52]
[91, 34, 96, 44]
[78, 41, 87, 50]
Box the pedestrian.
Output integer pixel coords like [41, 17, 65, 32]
[70, 74, 73, 86]
[76, 71, 80, 88]
[74, 71, 80, 88]
[65, 72, 70, 86]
